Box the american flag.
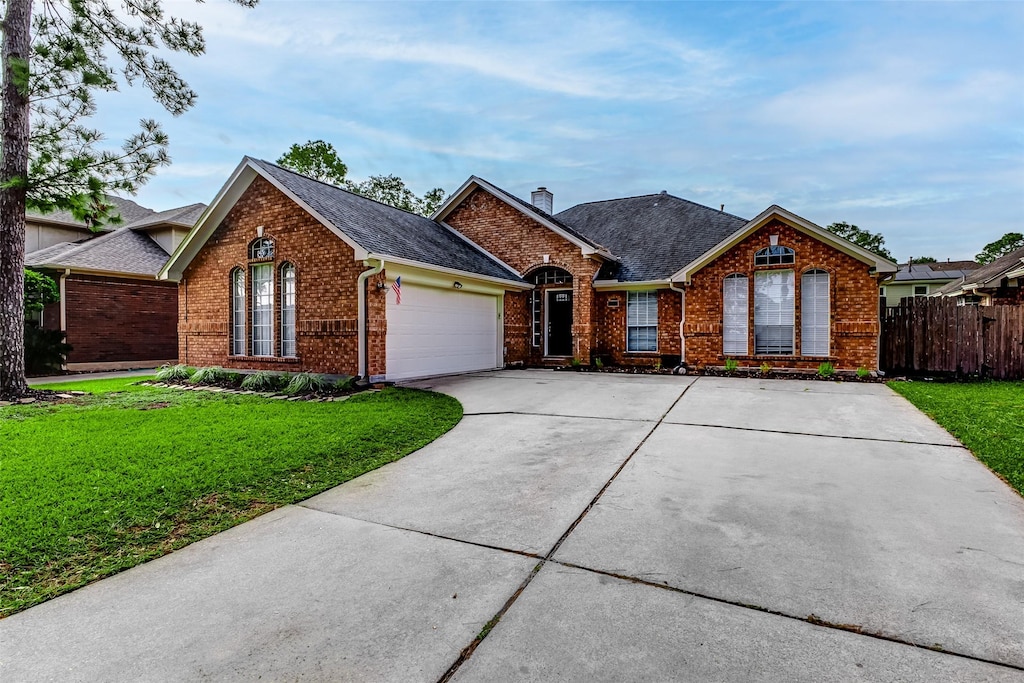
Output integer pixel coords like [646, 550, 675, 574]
[391, 276, 401, 305]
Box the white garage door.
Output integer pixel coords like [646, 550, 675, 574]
[386, 282, 501, 381]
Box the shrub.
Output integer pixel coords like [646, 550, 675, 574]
[240, 371, 287, 392]
[284, 372, 332, 395]
[817, 362, 835, 378]
[189, 366, 230, 385]
[335, 375, 357, 392]
[760, 361, 772, 374]
[856, 366, 871, 379]
[594, 356, 604, 369]
[570, 357, 582, 369]
[155, 364, 196, 382]
[724, 358, 739, 373]
[24, 324, 71, 376]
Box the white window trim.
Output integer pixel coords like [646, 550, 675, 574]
[800, 269, 830, 357]
[250, 262, 274, 357]
[626, 290, 659, 353]
[723, 274, 749, 356]
[230, 268, 245, 356]
[280, 263, 296, 358]
[754, 269, 795, 356]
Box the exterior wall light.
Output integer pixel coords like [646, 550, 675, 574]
[453, 281, 464, 289]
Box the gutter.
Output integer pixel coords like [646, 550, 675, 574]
[357, 259, 384, 380]
[668, 281, 686, 372]
[59, 269, 70, 370]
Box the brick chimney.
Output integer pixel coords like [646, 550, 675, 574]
[531, 187, 553, 214]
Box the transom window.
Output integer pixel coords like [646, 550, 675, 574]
[626, 290, 658, 352]
[531, 267, 572, 285]
[754, 245, 795, 266]
[249, 237, 275, 260]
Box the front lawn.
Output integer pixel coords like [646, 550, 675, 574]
[889, 380, 1024, 497]
[1, 378, 461, 616]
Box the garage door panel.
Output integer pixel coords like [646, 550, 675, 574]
[386, 284, 500, 381]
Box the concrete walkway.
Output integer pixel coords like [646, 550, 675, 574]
[28, 368, 158, 385]
[2, 371, 1023, 681]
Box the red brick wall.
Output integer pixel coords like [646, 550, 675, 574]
[593, 289, 682, 366]
[684, 219, 882, 371]
[179, 176, 379, 376]
[445, 188, 601, 362]
[60, 274, 178, 363]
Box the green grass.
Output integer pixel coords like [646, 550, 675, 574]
[889, 380, 1024, 497]
[1, 378, 462, 616]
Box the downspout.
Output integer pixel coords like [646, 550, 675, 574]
[668, 280, 686, 374]
[357, 259, 384, 380]
[59, 269, 70, 370]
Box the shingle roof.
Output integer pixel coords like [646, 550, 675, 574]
[555, 193, 748, 281]
[126, 203, 206, 230]
[965, 247, 1024, 287]
[25, 228, 170, 276]
[252, 159, 523, 282]
[27, 195, 156, 230]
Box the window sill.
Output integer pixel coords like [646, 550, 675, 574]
[228, 355, 301, 364]
[624, 351, 660, 355]
[722, 354, 837, 362]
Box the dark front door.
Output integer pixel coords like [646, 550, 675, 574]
[546, 290, 573, 356]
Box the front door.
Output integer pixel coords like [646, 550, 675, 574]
[546, 289, 573, 356]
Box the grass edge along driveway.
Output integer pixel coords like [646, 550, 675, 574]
[889, 380, 1024, 498]
[1, 377, 462, 617]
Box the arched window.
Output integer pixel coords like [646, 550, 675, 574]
[801, 269, 829, 356]
[723, 274, 748, 355]
[249, 236, 275, 260]
[754, 245, 795, 266]
[280, 263, 296, 357]
[230, 268, 245, 356]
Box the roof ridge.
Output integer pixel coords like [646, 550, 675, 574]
[252, 158, 434, 222]
[560, 192, 748, 222]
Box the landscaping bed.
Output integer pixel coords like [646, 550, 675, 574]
[0, 376, 462, 617]
[889, 380, 1024, 497]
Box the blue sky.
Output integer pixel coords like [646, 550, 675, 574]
[99, 1, 1023, 261]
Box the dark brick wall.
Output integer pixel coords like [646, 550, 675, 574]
[61, 274, 178, 363]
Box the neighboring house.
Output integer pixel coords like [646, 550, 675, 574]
[160, 157, 897, 382]
[25, 201, 206, 371]
[932, 247, 1024, 305]
[881, 260, 980, 307]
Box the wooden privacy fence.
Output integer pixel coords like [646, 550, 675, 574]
[881, 297, 1024, 379]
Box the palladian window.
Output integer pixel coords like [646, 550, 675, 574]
[250, 263, 274, 356]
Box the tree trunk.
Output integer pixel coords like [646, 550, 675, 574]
[0, 0, 32, 397]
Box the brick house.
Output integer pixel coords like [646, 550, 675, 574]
[161, 157, 896, 381]
[26, 202, 205, 371]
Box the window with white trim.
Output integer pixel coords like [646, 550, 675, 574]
[251, 263, 273, 356]
[723, 274, 748, 355]
[913, 284, 928, 296]
[754, 270, 794, 355]
[280, 263, 296, 357]
[626, 290, 658, 352]
[230, 268, 245, 356]
[801, 269, 829, 356]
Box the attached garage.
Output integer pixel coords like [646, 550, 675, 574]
[385, 276, 503, 381]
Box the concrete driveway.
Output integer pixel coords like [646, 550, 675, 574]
[3, 371, 1023, 681]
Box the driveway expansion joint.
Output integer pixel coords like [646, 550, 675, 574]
[663, 419, 969, 448]
[548, 558, 1024, 674]
[436, 379, 699, 683]
[463, 410, 656, 423]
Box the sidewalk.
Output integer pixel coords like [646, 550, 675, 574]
[28, 368, 159, 385]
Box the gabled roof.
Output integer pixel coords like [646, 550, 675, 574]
[935, 246, 1024, 295]
[161, 158, 526, 286]
[25, 227, 171, 277]
[670, 205, 898, 284]
[125, 203, 206, 231]
[433, 176, 617, 261]
[26, 195, 156, 232]
[555, 193, 748, 282]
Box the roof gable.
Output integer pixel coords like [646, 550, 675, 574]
[25, 226, 170, 277]
[434, 176, 616, 261]
[160, 158, 524, 285]
[671, 205, 898, 284]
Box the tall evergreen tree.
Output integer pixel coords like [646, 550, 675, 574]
[1, 0, 256, 398]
